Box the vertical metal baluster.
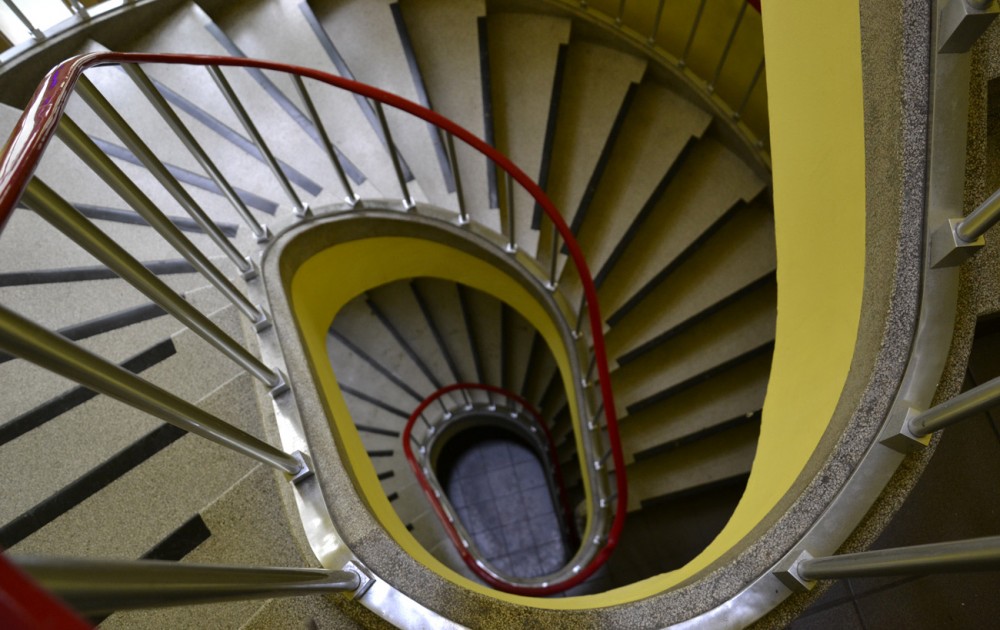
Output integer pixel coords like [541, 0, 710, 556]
[547, 229, 559, 291]
[64, 0, 88, 18]
[574, 296, 588, 339]
[446, 133, 468, 224]
[208, 66, 310, 217]
[55, 115, 270, 331]
[123, 65, 270, 242]
[374, 101, 414, 211]
[460, 387, 472, 408]
[504, 171, 516, 253]
[735, 57, 765, 121]
[290, 75, 359, 208]
[616, 0, 626, 25]
[21, 178, 285, 392]
[708, 2, 747, 93]
[648, 0, 666, 45]
[2, 0, 43, 40]
[75, 75, 255, 277]
[679, 0, 708, 68]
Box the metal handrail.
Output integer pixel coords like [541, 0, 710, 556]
[0, 50, 626, 595]
[403, 382, 591, 595]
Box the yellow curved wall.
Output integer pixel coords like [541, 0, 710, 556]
[288, 0, 865, 609]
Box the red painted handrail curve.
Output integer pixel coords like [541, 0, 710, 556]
[402, 383, 584, 594]
[0, 52, 626, 593]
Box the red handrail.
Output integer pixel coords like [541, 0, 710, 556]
[0, 51, 626, 593]
[402, 383, 583, 594]
[0, 552, 91, 629]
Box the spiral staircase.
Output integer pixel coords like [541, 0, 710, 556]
[1, 0, 1000, 627]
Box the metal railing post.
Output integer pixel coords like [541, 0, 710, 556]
[797, 536, 1000, 581]
[122, 64, 270, 242]
[75, 75, 255, 275]
[20, 178, 284, 391]
[55, 115, 270, 330]
[547, 229, 560, 290]
[504, 171, 516, 253]
[0, 302, 302, 474]
[956, 186, 1000, 242]
[446, 132, 469, 224]
[679, 0, 708, 67]
[374, 101, 415, 210]
[907, 373, 1000, 436]
[735, 57, 765, 121]
[615, 0, 626, 25]
[208, 66, 310, 217]
[648, 0, 666, 45]
[290, 75, 360, 207]
[708, 2, 748, 93]
[13, 556, 357, 615]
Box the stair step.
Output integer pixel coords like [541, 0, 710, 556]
[605, 199, 776, 361]
[618, 352, 771, 464]
[486, 11, 571, 257]
[411, 278, 480, 387]
[626, 419, 760, 511]
[100, 464, 310, 629]
[241, 591, 383, 630]
[535, 40, 646, 262]
[308, 0, 457, 210]
[397, 0, 499, 232]
[612, 282, 777, 414]
[595, 139, 766, 323]
[562, 81, 712, 302]
[8, 372, 262, 559]
[202, 0, 426, 206]
[118, 2, 378, 208]
[0, 303, 249, 538]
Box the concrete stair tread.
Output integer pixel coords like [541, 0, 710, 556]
[241, 592, 388, 630]
[201, 0, 425, 206]
[535, 40, 646, 260]
[396, 0, 500, 232]
[410, 278, 480, 388]
[604, 201, 776, 361]
[611, 282, 777, 414]
[618, 353, 771, 464]
[590, 138, 766, 310]
[625, 419, 760, 511]
[119, 2, 371, 209]
[309, 0, 458, 211]
[101, 464, 311, 629]
[562, 80, 712, 286]
[0, 303, 250, 528]
[8, 372, 262, 558]
[328, 298, 436, 406]
[456, 284, 502, 390]
[486, 11, 571, 257]
[500, 303, 536, 397]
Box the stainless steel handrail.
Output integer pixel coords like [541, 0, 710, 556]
[797, 536, 1000, 580]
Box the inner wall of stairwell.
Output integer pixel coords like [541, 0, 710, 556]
[327, 278, 577, 584]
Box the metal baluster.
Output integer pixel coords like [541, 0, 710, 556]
[75, 75, 255, 275]
[208, 66, 310, 217]
[504, 171, 516, 253]
[290, 75, 359, 207]
[1, 0, 43, 40]
[547, 229, 559, 290]
[908, 372, 1000, 436]
[679, 0, 708, 68]
[0, 301, 300, 474]
[795, 535, 1000, 581]
[574, 296, 587, 339]
[446, 132, 469, 224]
[21, 178, 284, 392]
[13, 556, 357, 614]
[708, 2, 747, 93]
[616, 0, 626, 25]
[648, 0, 666, 45]
[63, 0, 87, 18]
[373, 101, 414, 210]
[735, 57, 765, 121]
[122, 64, 270, 242]
[956, 186, 1000, 243]
[55, 116, 270, 330]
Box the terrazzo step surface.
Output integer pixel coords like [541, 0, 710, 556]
[486, 11, 571, 258]
[534, 40, 646, 264]
[201, 0, 429, 206]
[396, 0, 499, 232]
[307, 0, 457, 211]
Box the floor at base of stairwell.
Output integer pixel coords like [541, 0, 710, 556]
[439, 431, 569, 582]
[787, 325, 1000, 629]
